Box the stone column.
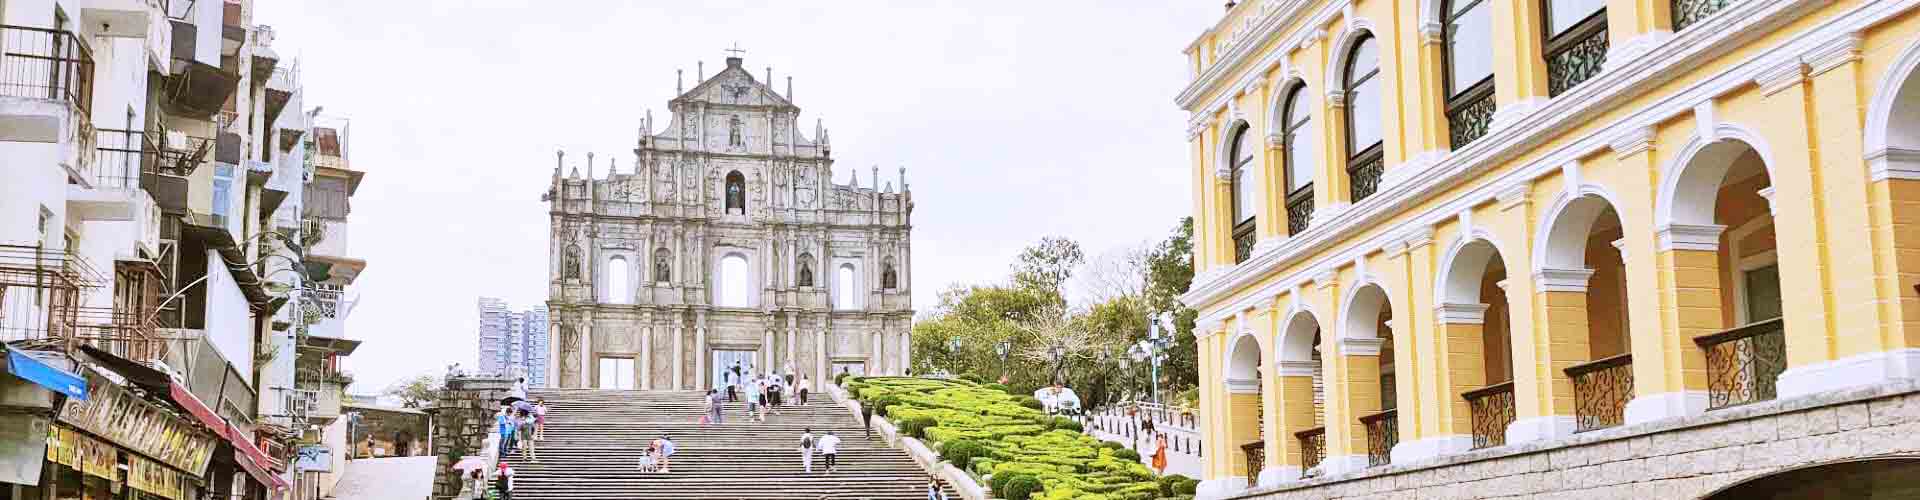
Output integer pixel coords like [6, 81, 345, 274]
[815, 323, 828, 382]
[786, 315, 799, 379]
[871, 330, 884, 375]
[763, 327, 775, 374]
[696, 310, 709, 391]
[673, 315, 685, 390]
[580, 321, 594, 389]
[639, 322, 653, 390]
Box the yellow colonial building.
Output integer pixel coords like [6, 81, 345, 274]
[1181, 0, 1920, 497]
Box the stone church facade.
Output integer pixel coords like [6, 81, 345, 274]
[544, 55, 913, 391]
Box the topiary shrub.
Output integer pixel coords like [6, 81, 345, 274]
[991, 472, 1031, 498]
[1017, 396, 1044, 410]
[984, 383, 1010, 393]
[874, 395, 904, 417]
[1158, 474, 1193, 497]
[959, 373, 986, 384]
[1051, 417, 1083, 433]
[1113, 448, 1141, 462]
[1004, 474, 1044, 500]
[834, 372, 851, 385]
[1100, 441, 1126, 451]
[900, 416, 938, 438]
[941, 439, 986, 469]
[1172, 477, 1198, 495]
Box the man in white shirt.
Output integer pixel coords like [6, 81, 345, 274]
[798, 428, 817, 473]
[818, 431, 842, 474]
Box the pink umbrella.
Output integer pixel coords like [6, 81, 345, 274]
[451, 456, 489, 472]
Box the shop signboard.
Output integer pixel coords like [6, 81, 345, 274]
[126, 454, 194, 500]
[47, 425, 121, 481]
[292, 445, 331, 473]
[58, 373, 218, 476]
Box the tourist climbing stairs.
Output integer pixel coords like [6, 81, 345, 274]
[503, 388, 957, 499]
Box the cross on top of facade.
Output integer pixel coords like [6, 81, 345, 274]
[725, 43, 746, 58]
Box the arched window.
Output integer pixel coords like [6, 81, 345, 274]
[1344, 34, 1385, 203]
[1281, 84, 1316, 235]
[881, 258, 898, 290]
[652, 247, 672, 283]
[1229, 124, 1257, 263]
[718, 254, 750, 307]
[797, 253, 815, 287]
[1444, 0, 1497, 147]
[606, 256, 630, 304]
[835, 264, 858, 310]
[725, 171, 746, 214]
[1543, 0, 1608, 96]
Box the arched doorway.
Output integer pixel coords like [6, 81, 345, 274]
[1701, 457, 1920, 499]
[1340, 283, 1396, 467]
[1264, 310, 1327, 482]
[1224, 332, 1265, 483]
[1662, 136, 1783, 410]
[1536, 191, 1633, 432]
[1437, 237, 1517, 449]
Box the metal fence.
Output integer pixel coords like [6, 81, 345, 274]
[0, 25, 93, 115]
[1361, 409, 1398, 467]
[1463, 381, 1515, 450]
[1697, 318, 1786, 410]
[1566, 353, 1633, 432]
[1296, 426, 1326, 472]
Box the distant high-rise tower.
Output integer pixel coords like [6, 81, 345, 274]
[477, 297, 552, 387]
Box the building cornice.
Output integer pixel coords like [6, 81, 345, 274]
[1181, 0, 1860, 313]
[1178, 0, 1351, 112]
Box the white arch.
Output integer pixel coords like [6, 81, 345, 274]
[717, 252, 751, 307]
[1864, 35, 1920, 155]
[1433, 230, 1510, 306]
[1276, 306, 1324, 362]
[1265, 72, 1312, 136]
[605, 255, 631, 304]
[1531, 185, 1628, 273]
[1339, 280, 1395, 341]
[1215, 118, 1254, 181]
[1323, 22, 1378, 97]
[1654, 122, 1776, 227]
[1225, 331, 1266, 392]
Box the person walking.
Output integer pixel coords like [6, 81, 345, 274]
[533, 400, 548, 440]
[495, 408, 516, 457]
[818, 431, 842, 474]
[784, 361, 797, 386]
[726, 371, 739, 402]
[798, 428, 817, 473]
[746, 377, 764, 422]
[1152, 433, 1169, 474]
[861, 400, 875, 438]
[926, 474, 950, 500]
[797, 376, 812, 405]
[517, 408, 538, 461]
[1139, 413, 1156, 448]
[654, 435, 677, 473]
[495, 463, 515, 500]
[769, 378, 785, 414]
[704, 389, 724, 425]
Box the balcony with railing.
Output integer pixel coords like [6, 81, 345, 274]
[1348, 157, 1383, 203]
[1697, 318, 1786, 410]
[1360, 409, 1398, 467]
[293, 379, 343, 419]
[1285, 187, 1313, 235]
[1566, 353, 1633, 432]
[0, 25, 94, 115]
[1463, 381, 1516, 449]
[1241, 440, 1265, 482]
[1296, 426, 1326, 472]
[1672, 0, 1734, 31]
[67, 306, 165, 364]
[0, 245, 105, 348]
[1546, 17, 1608, 97]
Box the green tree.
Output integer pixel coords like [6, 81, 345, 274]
[384, 373, 443, 409]
[1139, 218, 1198, 396]
[1011, 236, 1085, 299]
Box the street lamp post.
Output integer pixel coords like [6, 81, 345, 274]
[946, 338, 963, 377]
[1134, 311, 1174, 406]
[994, 341, 1011, 383]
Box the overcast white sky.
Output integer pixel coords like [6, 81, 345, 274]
[253, 1, 1217, 393]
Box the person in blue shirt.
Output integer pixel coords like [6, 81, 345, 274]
[496, 408, 517, 457]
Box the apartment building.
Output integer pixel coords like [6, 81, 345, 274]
[478, 297, 549, 387]
[1180, 0, 1920, 498]
[0, 1, 369, 499]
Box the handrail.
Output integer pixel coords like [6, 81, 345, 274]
[1460, 380, 1515, 401]
[1461, 381, 1516, 449]
[1359, 408, 1398, 467]
[1692, 317, 1785, 347]
[1294, 426, 1326, 471]
[1564, 352, 1633, 377]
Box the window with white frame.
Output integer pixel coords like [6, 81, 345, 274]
[719, 254, 750, 307]
[606, 256, 630, 304]
[835, 263, 859, 310]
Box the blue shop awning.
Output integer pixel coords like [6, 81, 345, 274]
[5, 346, 87, 400]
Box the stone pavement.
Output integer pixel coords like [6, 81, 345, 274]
[330, 456, 437, 500]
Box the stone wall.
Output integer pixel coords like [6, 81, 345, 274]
[1227, 381, 1920, 500]
[428, 376, 514, 499]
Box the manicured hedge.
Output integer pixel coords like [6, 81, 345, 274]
[854, 376, 1164, 500]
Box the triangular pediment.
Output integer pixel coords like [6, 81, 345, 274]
[674, 60, 795, 108]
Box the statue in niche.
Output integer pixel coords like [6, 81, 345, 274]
[728, 115, 744, 147]
[653, 248, 672, 283]
[882, 263, 898, 290]
[563, 243, 582, 280]
[797, 256, 814, 287]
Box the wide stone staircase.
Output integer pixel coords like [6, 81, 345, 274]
[504, 388, 955, 499]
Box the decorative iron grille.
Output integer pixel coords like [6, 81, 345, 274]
[1696, 318, 1786, 410]
[1233, 230, 1255, 264]
[1447, 91, 1497, 149]
[1547, 27, 1608, 97]
[1462, 381, 1515, 449]
[1348, 157, 1384, 203]
[1565, 353, 1633, 432]
[1296, 426, 1326, 472]
[0, 25, 94, 115]
[1241, 440, 1265, 482]
[1360, 409, 1397, 467]
[1286, 187, 1314, 235]
[1672, 0, 1733, 31]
